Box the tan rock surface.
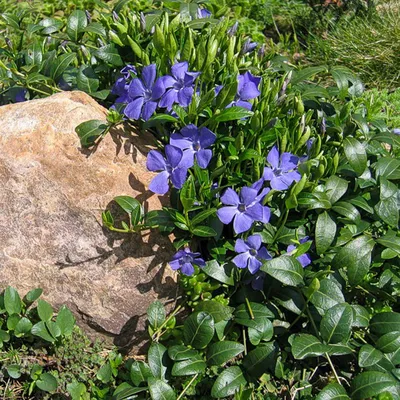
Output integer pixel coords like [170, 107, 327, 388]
[0, 91, 177, 353]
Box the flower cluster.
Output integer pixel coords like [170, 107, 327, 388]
[112, 62, 201, 121]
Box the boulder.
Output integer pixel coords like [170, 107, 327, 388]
[0, 91, 177, 353]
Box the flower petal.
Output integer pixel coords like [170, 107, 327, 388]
[235, 239, 250, 253]
[246, 234, 262, 250]
[258, 246, 272, 261]
[266, 145, 280, 169]
[141, 100, 158, 121]
[194, 258, 206, 268]
[260, 205, 271, 223]
[298, 253, 311, 268]
[248, 256, 262, 274]
[161, 75, 176, 88]
[169, 259, 181, 270]
[146, 150, 166, 172]
[165, 145, 183, 168]
[280, 171, 301, 187]
[170, 167, 188, 189]
[142, 64, 156, 88]
[172, 62, 189, 80]
[184, 71, 200, 86]
[178, 87, 194, 107]
[217, 206, 239, 224]
[245, 202, 264, 222]
[239, 81, 260, 101]
[280, 153, 299, 171]
[220, 188, 240, 206]
[263, 167, 275, 181]
[151, 77, 166, 100]
[270, 176, 289, 191]
[196, 149, 212, 168]
[149, 171, 170, 194]
[233, 212, 254, 234]
[124, 97, 144, 120]
[128, 78, 145, 99]
[170, 134, 192, 150]
[236, 100, 253, 110]
[180, 150, 194, 169]
[199, 127, 216, 148]
[233, 252, 250, 269]
[240, 187, 258, 206]
[159, 89, 178, 110]
[181, 262, 195, 275]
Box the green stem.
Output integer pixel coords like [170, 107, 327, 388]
[154, 305, 182, 342]
[177, 374, 198, 400]
[245, 297, 255, 319]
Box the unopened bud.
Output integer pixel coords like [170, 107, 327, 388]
[85, 10, 92, 23]
[227, 22, 238, 37]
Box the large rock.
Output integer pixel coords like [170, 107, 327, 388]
[0, 91, 177, 353]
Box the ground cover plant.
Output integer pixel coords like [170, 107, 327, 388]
[1, 0, 400, 399]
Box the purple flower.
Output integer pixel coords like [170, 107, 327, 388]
[286, 237, 311, 267]
[146, 145, 193, 194]
[393, 129, 400, 135]
[159, 62, 200, 110]
[241, 38, 257, 55]
[198, 8, 211, 18]
[121, 65, 136, 80]
[227, 22, 238, 37]
[263, 146, 301, 190]
[233, 234, 272, 274]
[228, 72, 261, 111]
[251, 271, 267, 291]
[169, 247, 206, 276]
[217, 186, 270, 234]
[170, 124, 216, 168]
[124, 64, 166, 121]
[14, 88, 27, 103]
[111, 65, 137, 103]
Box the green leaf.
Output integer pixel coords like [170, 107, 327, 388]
[147, 301, 166, 330]
[168, 346, 199, 361]
[14, 317, 33, 337]
[350, 372, 399, 400]
[1, 12, 20, 29]
[66, 10, 88, 42]
[194, 301, 233, 323]
[39, 17, 63, 34]
[243, 342, 278, 377]
[234, 302, 274, 329]
[325, 175, 348, 204]
[375, 198, 399, 227]
[316, 383, 350, 400]
[311, 278, 345, 315]
[207, 341, 245, 366]
[67, 380, 87, 400]
[180, 175, 195, 211]
[214, 106, 253, 122]
[148, 378, 176, 400]
[351, 305, 370, 328]
[84, 22, 107, 37]
[191, 209, 217, 226]
[202, 260, 234, 286]
[130, 361, 152, 386]
[375, 157, 400, 180]
[4, 287, 22, 315]
[0, 330, 10, 343]
[31, 321, 55, 343]
[24, 288, 43, 304]
[291, 334, 329, 359]
[148, 342, 169, 380]
[292, 65, 328, 85]
[36, 373, 58, 392]
[332, 235, 374, 285]
[192, 226, 217, 237]
[332, 202, 360, 222]
[376, 331, 400, 353]
[97, 363, 112, 383]
[77, 66, 99, 94]
[315, 212, 337, 255]
[95, 44, 123, 66]
[377, 230, 400, 254]
[211, 366, 246, 398]
[6, 364, 21, 379]
[261, 256, 304, 286]
[56, 306, 75, 336]
[343, 137, 367, 176]
[171, 355, 206, 376]
[37, 299, 53, 322]
[75, 119, 107, 148]
[358, 344, 383, 367]
[113, 383, 147, 399]
[46, 321, 61, 339]
[183, 311, 214, 349]
[115, 196, 141, 214]
[370, 312, 400, 335]
[7, 314, 21, 330]
[320, 303, 353, 344]
[50, 53, 76, 82]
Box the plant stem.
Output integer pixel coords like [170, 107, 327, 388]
[177, 374, 198, 400]
[245, 297, 255, 319]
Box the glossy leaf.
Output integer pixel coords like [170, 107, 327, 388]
[207, 341, 245, 366]
[315, 212, 337, 255]
[358, 344, 383, 367]
[291, 334, 329, 359]
[183, 311, 214, 349]
[66, 10, 88, 42]
[211, 366, 246, 398]
[320, 303, 353, 344]
[350, 372, 399, 400]
[148, 342, 169, 380]
[261, 256, 304, 286]
[148, 378, 176, 400]
[343, 137, 367, 176]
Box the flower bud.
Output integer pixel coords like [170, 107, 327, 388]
[227, 22, 238, 37]
[85, 10, 92, 23]
[112, 11, 119, 22]
[109, 30, 124, 46]
[153, 25, 165, 55]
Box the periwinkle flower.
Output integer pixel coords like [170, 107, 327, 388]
[227, 22, 239, 37]
[198, 8, 211, 18]
[263, 146, 301, 190]
[258, 44, 266, 58]
[147, 145, 193, 195]
[286, 237, 311, 267]
[217, 186, 270, 234]
[241, 38, 257, 55]
[228, 72, 261, 111]
[85, 10, 92, 23]
[121, 65, 137, 80]
[14, 88, 27, 103]
[124, 64, 165, 121]
[393, 128, 400, 135]
[233, 234, 272, 274]
[169, 247, 206, 276]
[170, 124, 216, 168]
[159, 62, 200, 110]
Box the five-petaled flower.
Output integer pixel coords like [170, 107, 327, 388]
[217, 186, 270, 234]
[159, 62, 200, 110]
[170, 124, 216, 168]
[286, 237, 311, 267]
[112, 65, 137, 104]
[263, 146, 301, 190]
[169, 247, 206, 276]
[147, 145, 193, 195]
[233, 234, 272, 274]
[124, 64, 165, 121]
[228, 72, 261, 111]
